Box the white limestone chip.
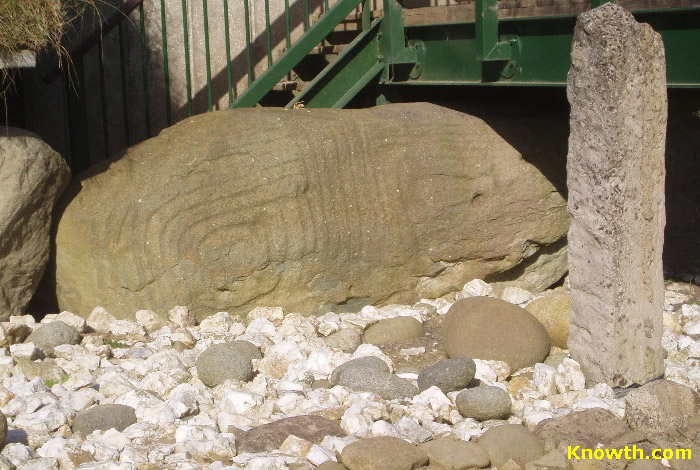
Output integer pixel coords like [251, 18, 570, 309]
[395, 417, 432, 444]
[461, 279, 494, 298]
[13, 403, 70, 432]
[306, 444, 336, 466]
[256, 340, 304, 380]
[15, 457, 58, 470]
[169, 306, 195, 328]
[10, 343, 42, 360]
[245, 318, 278, 339]
[96, 371, 136, 397]
[400, 347, 425, 356]
[533, 363, 558, 396]
[340, 405, 372, 437]
[247, 307, 285, 324]
[474, 359, 510, 384]
[119, 444, 149, 465]
[80, 438, 120, 462]
[108, 320, 146, 337]
[317, 313, 341, 337]
[555, 358, 586, 393]
[216, 411, 254, 433]
[77, 462, 137, 470]
[320, 435, 357, 455]
[0, 356, 14, 374]
[198, 312, 234, 335]
[175, 425, 236, 462]
[502, 286, 534, 306]
[2, 443, 35, 467]
[218, 389, 262, 415]
[279, 435, 313, 457]
[96, 429, 130, 451]
[683, 319, 700, 337]
[60, 388, 102, 412]
[86, 308, 117, 334]
[54, 312, 88, 333]
[135, 310, 165, 333]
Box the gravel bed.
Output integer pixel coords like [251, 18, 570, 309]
[0, 279, 696, 470]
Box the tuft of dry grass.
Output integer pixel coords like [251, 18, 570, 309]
[0, 0, 99, 102]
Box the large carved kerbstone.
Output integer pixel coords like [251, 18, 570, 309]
[55, 103, 568, 321]
[0, 129, 70, 319]
[567, 4, 666, 386]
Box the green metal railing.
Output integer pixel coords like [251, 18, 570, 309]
[44, 0, 350, 171]
[43, 0, 700, 171]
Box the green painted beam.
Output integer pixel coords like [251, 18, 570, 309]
[230, 0, 364, 108]
[288, 19, 384, 108]
[387, 8, 700, 87]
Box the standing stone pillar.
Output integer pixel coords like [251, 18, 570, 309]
[567, 3, 667, 387]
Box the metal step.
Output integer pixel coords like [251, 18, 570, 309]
[273, 44, 348, 62]
[272, 80, 308, 91]
[311, 9, 383, 31]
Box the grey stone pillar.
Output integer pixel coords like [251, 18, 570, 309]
[567, 3, 667, 387]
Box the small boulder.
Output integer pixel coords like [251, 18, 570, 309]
[456, 384, 512, 421]
[24, 321, 82, 357]
[224, 340, 262, 362]
[525, 291, 571, 349]
[0, 411, 6, 450]
[624, 379, 700, 434]
[72, 404, 137, 435]
[477, 424, 544, 467]
[534, 409, 630, 449]
[417, 357, 476, 393]
[324, 328, 362, 352]
[443, 297, 551, 372]
[340, 436, 428, 470]
[418, 439, 490, 469]
[0, 128, 70, 319]
[335, 367, 418, 400]
[195, 342, 256, 387]
[330, 357, 390, 385]
[362, 317, 425, 346]
[237, 415, 344, 453]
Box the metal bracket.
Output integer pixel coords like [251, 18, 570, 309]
[380, 0, 418, 82]
[408, 40, 426, 79]
[476, 0, 520, 62]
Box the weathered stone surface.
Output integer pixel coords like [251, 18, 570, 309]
[25, 321, 82, 357]
[362, 317, 424, 346]
[525, 290, 570, 349]
[71, 404, 137, 435]
[566, 3, 667, 387]
[237, 415, 344, 453]
[418, 439, 490, 470]
[334, 367, 419, 400]
[330, 356, 390, 385]
[443, 297, 551, 372]
[477, 424, 544, 467]
[324, 328, 362, 352]
[624, 379, 700, 434]
[54, 104, 568, 321]
[534, 409, 630, 449]
[0, 128, 70, 319]
[340, 436, 428, 470]
[195, 342, 256, 387]
[417, 357, 476, 393]
[15, 358, 66, 384]
[0, 411, 6, 450]
[456, 384, 512, 421]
